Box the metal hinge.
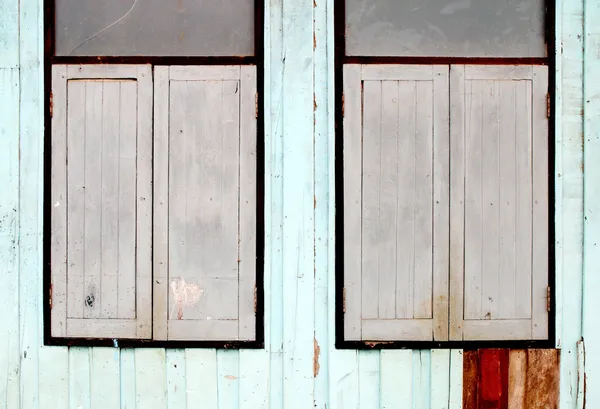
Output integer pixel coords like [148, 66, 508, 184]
[547, 286, 551, 312]
[255, 93, 259, 118]
[49, 284, 53, 309]
[547, 93, 551, 118]
[254, 286, 257, 313]
[49, 92, 53, 118]
[341, 93, 345, 117]
[342, 287, 346, 313]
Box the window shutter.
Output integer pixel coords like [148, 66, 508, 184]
[50, 65, 153, 339]
[343, 65, 450, 341]
[449, 65, 549, 341]
[153, 66, 257, 341]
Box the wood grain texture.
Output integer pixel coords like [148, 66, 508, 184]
[345, 65, 449, 341]
[0, 68, 20, 409]
[454, 65, 549, 341]
[51, 65, 153, 339]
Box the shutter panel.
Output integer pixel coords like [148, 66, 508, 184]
[50, 65, 153, 339]
[449, 65, 549, 341]
[343, 65, 450, 341]
[153, 66, 257, 341]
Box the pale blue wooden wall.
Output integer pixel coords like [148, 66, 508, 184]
[0, 0, 596, 407]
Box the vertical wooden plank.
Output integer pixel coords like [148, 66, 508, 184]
[557, 0, 584, 405]
[463, 79, 484, 321]
[0, 67, 20, 409]
[135, 349, 168, 409]
[430, 350, 450, 409]
[50, 66, 67, 336]
[185, 349, 218, 409]
[478, 349, 509, 409]
[166, 350, 186, 409]
[238, 351, 269, 409]
[378, 80, 399, 319]
[448, 350, 464, 409]
[462, 350, 478, 409]
[83, 81, 103, 319]
[449, 66, 466, 341]
[0, 0, 18, 67]
[413, 81, 434, 321]
[497, 81, 517, 320]
[584, 0, 600, 404]
[380, 350, 412, 409]
[90, 348, 120, 409]
[239, 65, 258, 340]
[481, 81, 500, 322]
[508, 350, 526, 409]
[343, 64, 362, 339]
[217, 350, 239, 409]
[432, 66, 450, 341]
[120, 349, 137, 409]
[153, 66, 170, 340]
[395, 80, 416, 320]
[279, 0, 315, 398]
[358, 351, 380, 409]
[531, 67, 549, 339]
[66, 80, 86, 320]
[524, 350, 559, 409]
[117, 81, 138, 320]
[69, 347, 91, 409]
[39, 348, 69, 409]
[514, 81, 533, 320]
[135, 65, 153, 338]
[100, 82, 120, 319]
[412, 350, 431, 409]
[361, 79, 382, 320]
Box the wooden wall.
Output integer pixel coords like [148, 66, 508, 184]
[0, 0, 596, 407]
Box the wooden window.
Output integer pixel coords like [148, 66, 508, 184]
[345, 0, 546, 58]
[50, 65, 153, 339]
[341, 64, 549, 343]
[49, 65, 259, 344]
[54, 0, 254, 56]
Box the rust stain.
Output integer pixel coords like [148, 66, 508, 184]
[314, 32, 317, 50]
[524, 349, 560, 409]
[224, 375, 237, 380]
[179, 32, 185, 42]
[313, 337, 320, 377]
[314, 196, 317, 209]
[463, 350, 478, 409]
[314, 93, 318, 111]
[364, 341, 393, 348]
[313, 0, 317, 7]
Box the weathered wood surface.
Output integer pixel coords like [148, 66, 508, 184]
[0, 0, 589, 404]
[344, 65, 449, 342]
[50, 65, 153, 339]
[452, 65, 549, 341]
[152, 65, 257, 341]
[463, 349, 560, 409]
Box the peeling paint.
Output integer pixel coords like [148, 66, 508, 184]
[170, 278, 204, 320]
[313, 337, 320, 377]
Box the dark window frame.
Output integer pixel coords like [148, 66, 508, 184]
[334, 0, 557, 349]
[43, 0, 265, 349]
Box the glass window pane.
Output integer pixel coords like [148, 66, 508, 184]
[55, 0, 254, 56]
[346, 0, 545, 57]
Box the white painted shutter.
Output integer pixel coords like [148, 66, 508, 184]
[449, 65, 549, 340]
[153, 66, 257, 341]
[343, 65, 450, 341]
[50, 65, 153, 339]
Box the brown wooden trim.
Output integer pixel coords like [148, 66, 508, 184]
[343, 56, 549, 65]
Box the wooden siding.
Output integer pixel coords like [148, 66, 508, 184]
[0, 0, 591, 406]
